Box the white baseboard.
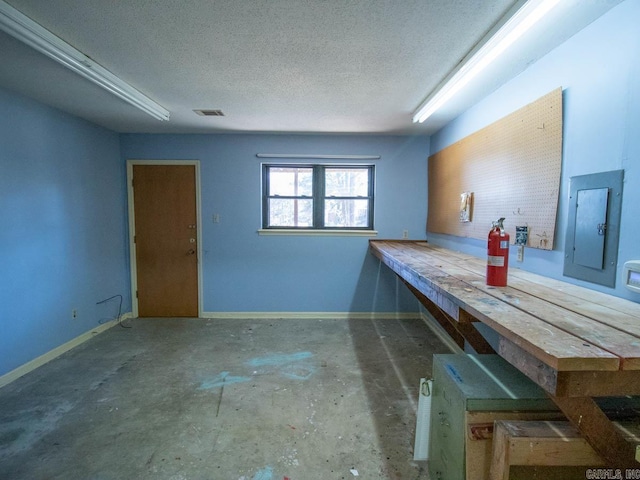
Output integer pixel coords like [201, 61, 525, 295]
[0, 313, 133, 389]
[0, 311, 455, 389]
[201, 311, 422, 320]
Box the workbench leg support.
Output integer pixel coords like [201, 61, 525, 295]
[551, 396, 639, 467]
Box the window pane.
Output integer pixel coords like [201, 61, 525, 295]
[324, 199, 369, 227]
[325, 168, 369, 197]
[269, 198, 313, 227]
[269, 167, 313, 197]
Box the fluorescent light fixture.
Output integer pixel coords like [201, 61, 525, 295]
[412, 0, 561, 124]
[0, 0, 169, 121]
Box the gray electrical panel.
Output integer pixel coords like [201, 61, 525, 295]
[564, 169, 623, 287]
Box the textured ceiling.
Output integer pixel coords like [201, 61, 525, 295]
[0, 0, 622, 134]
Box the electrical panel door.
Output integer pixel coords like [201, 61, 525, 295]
[573, 187, 609, 269]
[564, 169, 623, 287]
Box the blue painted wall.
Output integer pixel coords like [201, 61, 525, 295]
[120, 134, 429, 314]
[428, 0, 640, 302]
[6, 0, 637, 379]
[0, 87, 130, 377]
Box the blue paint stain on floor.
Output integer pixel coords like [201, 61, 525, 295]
[198, 371, 251, 390]
[252, 466, 274, 480]
[279, 364, 316, 381]
[199, 352, 316, 391]
[246, 352, 313, 368]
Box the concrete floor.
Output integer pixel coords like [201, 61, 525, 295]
[0, 317, 451, 480]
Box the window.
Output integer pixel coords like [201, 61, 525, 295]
[262, 164, 375, 230]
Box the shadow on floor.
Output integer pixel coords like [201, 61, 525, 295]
[347, 316, 452, 480]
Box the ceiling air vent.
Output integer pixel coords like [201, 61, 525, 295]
[194, 109, 225, 117]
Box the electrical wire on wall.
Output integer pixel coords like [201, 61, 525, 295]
[96, 294, 130, 329]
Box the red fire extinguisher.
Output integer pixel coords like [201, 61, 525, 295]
[487, 217, 509, 286]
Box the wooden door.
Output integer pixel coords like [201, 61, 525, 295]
[132, 164, 198, 317]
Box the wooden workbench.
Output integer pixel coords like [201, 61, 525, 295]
[369, 240, 640, 466]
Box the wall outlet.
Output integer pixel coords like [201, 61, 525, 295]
[72, 309, 78, 319]
[212, 213, 220, 223]
[517, 245, 524, 262]
[402, 230, 409, 239]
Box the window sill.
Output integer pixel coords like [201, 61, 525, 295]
[258, 229, 378, 237]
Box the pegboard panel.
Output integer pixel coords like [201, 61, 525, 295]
[427, 88, 562, 250]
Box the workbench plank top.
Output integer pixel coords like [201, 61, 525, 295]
[413, 245, 640, 370]
[370, 240, 640, 372]
[427, 245, 640, 333]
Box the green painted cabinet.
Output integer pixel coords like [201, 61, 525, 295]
[427, 354, 558, 480]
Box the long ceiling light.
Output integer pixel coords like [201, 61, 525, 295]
[0, 0, 170, 121]
[412, 0, 561, 124]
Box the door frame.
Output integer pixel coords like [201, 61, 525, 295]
[126, 159, 203, 318]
